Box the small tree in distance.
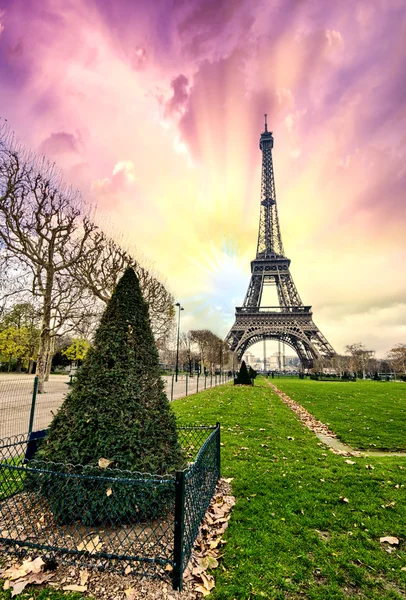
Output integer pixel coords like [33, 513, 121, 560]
[234, 360, 253, 386]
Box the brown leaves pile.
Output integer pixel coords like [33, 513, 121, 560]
[267, 381, 337, 437]
[1, 557, 55, 597]
[183, 478, 236, 597]
[266, 381, 337, 438]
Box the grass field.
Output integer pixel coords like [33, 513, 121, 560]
[271, 379, 406, 451]
[1, 378, 406, 599]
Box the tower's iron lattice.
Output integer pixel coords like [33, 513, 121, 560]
[226, 116, 336, 369]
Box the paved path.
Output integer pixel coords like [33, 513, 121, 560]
[0, 373, 231, 439]
[266, 379, 406, 457]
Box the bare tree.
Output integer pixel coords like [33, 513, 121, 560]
[0, 250, 33, 318]
[189, 330, 228, 373]
[387, 344, 406, 375]
[0, 122, 97, 391]
[66, 229, 175, 343]
[345, 343, 375, 379]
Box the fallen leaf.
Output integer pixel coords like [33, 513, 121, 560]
[98, 458, 112, 469]
[201, 556, 219, 569]
[80, 570, 89, 586]
[1, 567, 27, 581]
[380, 536, 399, 545]
[63, 584, 87, 592]
[3, 581, 10, 590]
[11, 580, 29, 597]
[340, 497, 349, 503]
[106, 488, 112, 497]
[223, 478, 234, 484]
[77, 534, 102, 554]
[345, 460, 355, 465]
[200, 572, 215, 591]
[365, 464, 375, 470]
[381, 502, 396, 509]
[194, 584, 211, 596]
[124, 587, 137, 599]
[287, 436, 294, 440]
[164, 564, 173, 572]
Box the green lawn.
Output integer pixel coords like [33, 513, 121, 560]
[271, 379, 406, 451]
[1, 379, 406, 599]
[0, 457, 25, 501]
[173, 378, 406, 599]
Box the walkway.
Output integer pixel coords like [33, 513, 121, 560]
[266, 379, 406, 458]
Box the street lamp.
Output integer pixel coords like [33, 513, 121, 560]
[175, 302, 184, 382]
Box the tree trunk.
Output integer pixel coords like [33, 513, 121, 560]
[16, 358, 22, 373]
[28, 360, 34, 374]
[36, 268, 54, 393]
[45, 336, 55, 381]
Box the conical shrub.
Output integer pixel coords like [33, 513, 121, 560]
[30, 267, 184, 523]
[234, 360, 253, 386]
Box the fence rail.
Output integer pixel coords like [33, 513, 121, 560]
[0, 424, 220, 590]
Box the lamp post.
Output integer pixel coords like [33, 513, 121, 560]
[175, 302, 184, 382]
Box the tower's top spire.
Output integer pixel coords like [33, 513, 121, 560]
[260, 115, 273, 150]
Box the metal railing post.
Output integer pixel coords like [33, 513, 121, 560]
[210, 372, 213, 388]
[216, 422, 221, 478]
[173, 470, 186, 590]
[197, 375, 199, 394]
[204, 375, 207, 389]
[171, 374, 174, 401]
[28, 376, 39, 435]
[185, 374, 188, 397]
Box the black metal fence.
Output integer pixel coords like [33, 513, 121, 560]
[0, 424, 220, 590]
[0, 374, 232, 438]
[166, 371, 234, 401]
[0, 376, 70, 439]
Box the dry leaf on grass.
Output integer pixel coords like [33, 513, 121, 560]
[8, 573, 54, 598]
[125, 587, 137, 599]
[2, 558, 45, 581]
[80, 570, 90, 586]
[98, 458, 112, 469]
[340, 497, 349, 503]
[380, 536, 399, 545]
[63, 584, 87, 592]
[345, 460, 356, 465]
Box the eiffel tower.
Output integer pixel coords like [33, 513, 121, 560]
[226, 116, 336, 369]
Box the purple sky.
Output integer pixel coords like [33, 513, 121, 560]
[0, 0, 405, 355]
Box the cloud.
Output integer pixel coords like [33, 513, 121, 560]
[91, 160, 137, 209]
[39, 132, 82, 156]
[165, 74, 189, 119]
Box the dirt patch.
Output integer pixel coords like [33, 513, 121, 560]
[1, 479, 235, 599]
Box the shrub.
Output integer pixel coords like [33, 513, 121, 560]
[234, 361, 253, 386]
[30, 268, 184, 523]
